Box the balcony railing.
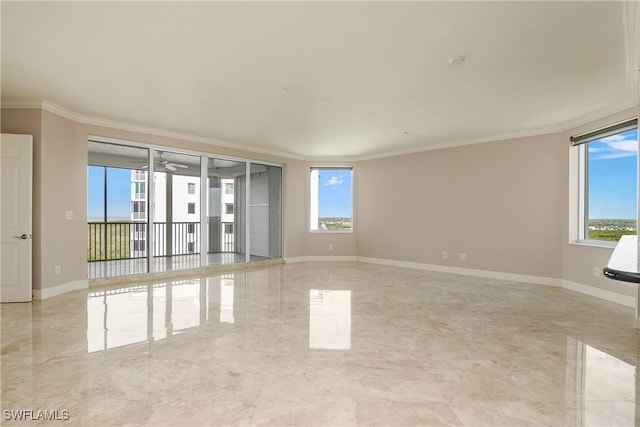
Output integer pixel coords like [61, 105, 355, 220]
[222, 222, 234, 252]
[153, 222, 200, 257]
[88, 222, 142, 262]
[88, 221, 234, 262]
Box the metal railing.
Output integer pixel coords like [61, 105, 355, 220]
[88, 221, 234, 261]
[222, 221, 234, 252]
[153, 222, 200, 257]
[88, 222, 146, 262]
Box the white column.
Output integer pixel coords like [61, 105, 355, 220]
[200, 157, 208, 267]
[245, 162, 251, 262]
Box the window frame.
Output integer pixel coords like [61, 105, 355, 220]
[574, 119, 638, 247]
[309, 166, 354, 234]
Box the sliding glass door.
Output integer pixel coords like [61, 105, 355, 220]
[149, 150, 202, 272]
[87, 140, 282, 279]
[87, 141, 149, 278]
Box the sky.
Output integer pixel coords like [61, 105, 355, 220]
[87, 166, 132, 220]
[317, 169, 352, 218]
[588, 128, 638, 220]
[89, 166, 354, 221]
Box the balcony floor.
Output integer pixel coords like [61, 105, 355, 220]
[88, 253, 269, 279]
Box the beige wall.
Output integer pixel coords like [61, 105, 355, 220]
[3, 105, 639, 304]
[39, 111, 86, 290]
[357, 133, 566, 278]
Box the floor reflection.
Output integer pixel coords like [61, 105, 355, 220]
[87, 277, 355, 353]
[309, 290, 351, 350]
[219, 275, 235, 324]
[568, 337, 636, 426]
[87, 276, 234, 352]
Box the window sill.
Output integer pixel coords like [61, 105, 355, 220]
[569, 240, 617, 249]
[309, 230, 354, 234]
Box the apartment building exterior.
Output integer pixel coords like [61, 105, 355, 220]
[130, 171, 205, 258]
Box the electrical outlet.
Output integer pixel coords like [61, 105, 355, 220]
[442, 251, 448, 259]
[594, 267, 601, 277]
[55, 265, 61, 275]
[328, 244, 334, 250]
[459, 252, 467, 261]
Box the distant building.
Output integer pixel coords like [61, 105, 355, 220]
[130, 171, 232, 257]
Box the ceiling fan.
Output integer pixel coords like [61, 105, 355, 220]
[140, 151, 189, 172]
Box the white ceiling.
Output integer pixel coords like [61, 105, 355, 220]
[2, 1, 638, 159]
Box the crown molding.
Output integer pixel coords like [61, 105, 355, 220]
[3, 98, 637, 163]
[354, 102, 639, 161]
[41, 100, 81, 122]
[2, 99, 306, 161]
[76, 113, 306, 161]
[2, 100, 46, 110]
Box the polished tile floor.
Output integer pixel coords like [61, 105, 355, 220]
[2, 262, 640, 426]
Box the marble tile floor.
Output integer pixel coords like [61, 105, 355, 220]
[2, 262, 640, 426]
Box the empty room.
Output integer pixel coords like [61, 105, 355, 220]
[1, 1, 640, 426]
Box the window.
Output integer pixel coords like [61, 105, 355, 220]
[225, 204, 234, 215]
[131, 201, 146, 220]
[187, 202, 196, 214]
[134, 182, 145, 194]
[133, 240, 146, 252]
[225, 183, 234, 194]
[224, 223, 234, 234]
[310, 167, 353, 232]
[572, 119, 638, 243]
[187, 223, 195, 234]
[132, 181, 146, 200]
[188, 182, 196, 195]
[132, 201, 146, 213]
[188, 242, 195, 253]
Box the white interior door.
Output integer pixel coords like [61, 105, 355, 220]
[1, 134, 33, 303]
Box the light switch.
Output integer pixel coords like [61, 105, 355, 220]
[66, 211, 74, 220]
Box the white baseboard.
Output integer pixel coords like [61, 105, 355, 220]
[33, 280, 88, 300]
[562, 280, 636, 308]
[284, 256, 358, 263]
[286, 255, 561, 287]
[357, 256, 562, 287]
[286, 256, 635, 308]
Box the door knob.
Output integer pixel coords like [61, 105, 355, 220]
[13, 234, 28, 240]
